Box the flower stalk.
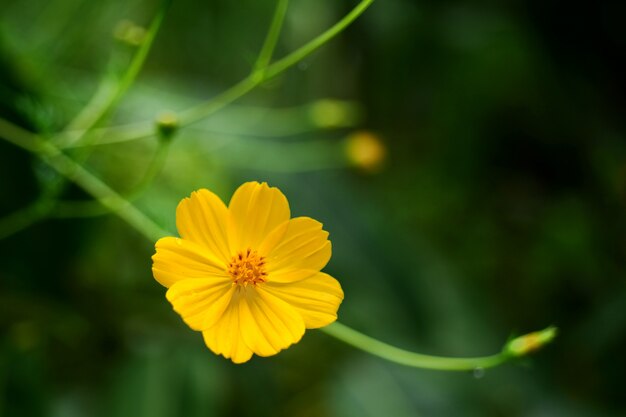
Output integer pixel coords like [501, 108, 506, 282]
[253, 0, 289, 73]
[321, 322, 555, 371]
[63, 0, 376, 147]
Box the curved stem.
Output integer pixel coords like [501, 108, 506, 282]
[64, 0, 375, 144]
[253, 0, 289, 72]
[0, 0, 171, 239]
[178, 76, 258, 126]
[0, 117, 40, 152]
[0, 200, 52, 239]
[264, 0, 374, 80]
[105, 1, 171, 117]
[62, 98, 361, 148]
[52, 141, 171, 218]
[321, 322, 511, 371]
[175, 0, 374, 127]
[56, 0, 172, 148]
[37, 142, 168, 241]
[59, 122, 155, 148]
[0, 116, 168, 240]
[63, 75, 118, 134]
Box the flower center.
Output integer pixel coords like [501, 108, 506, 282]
[227, 249, 267, 287]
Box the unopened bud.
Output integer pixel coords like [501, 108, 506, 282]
[113, 20, 147, 46]
[505, 326, 557, 357]
[309, 99, 362, 128]
[155, 111, 179, 142]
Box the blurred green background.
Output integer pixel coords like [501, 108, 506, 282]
[2, 0, 626, 416]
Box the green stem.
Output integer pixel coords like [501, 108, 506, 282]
[0, 117, 167, 240]
[65, 0, 375, 142]
[178, 77, 259, 126]
[99, 1, 170, 120]
[264, 0, 374, 80]
[61, 98, 361, 148]
[320, 322, 510, 371]
[0, 118, 41, 152]
[57, 0, 171, 148]
[60, 122, 155, 148]
[253, 0, 289, 72]
[37, 142, 168, 241]
[0, 0, 171, 239]
[0, 120, 53, 238]
[52, 141, 171, 218]
[0, 200, 51, 239]
[63, 75, 118, 134]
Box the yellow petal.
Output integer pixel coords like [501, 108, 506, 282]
[176, 189, 231, 263]
[264, 217, 331, 279]
[152, 237, 229, 288]
[238, 287, 305, 357]
[263, 272, 344, 329]
[257, 219, 289, 256]
[267, 269, 319, 283]
[202, 291, 253, 363]
[166, 278, 234, 331]
[228, 182, 290, 253]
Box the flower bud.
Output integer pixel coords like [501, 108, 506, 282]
[505, 326, 557, 357]
[155, 111, 179, 142]
[113, 20, 147, 46]
[309, 99, 362, 128]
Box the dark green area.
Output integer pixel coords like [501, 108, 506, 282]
[1, 0, 625, 416]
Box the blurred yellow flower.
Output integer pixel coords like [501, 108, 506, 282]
[345, 131, 387, 173]
[152, 182, 344, 363]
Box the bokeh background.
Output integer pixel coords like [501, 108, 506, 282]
[1, 0, 626, 416]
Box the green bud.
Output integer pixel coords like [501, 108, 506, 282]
[113, 20, 147, 46]
[309, 99, 362, 128]
[505, 326, 558, 357]
[155, 111, 179, 142]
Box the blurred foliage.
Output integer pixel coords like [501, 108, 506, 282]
[1, 0, 626, 416]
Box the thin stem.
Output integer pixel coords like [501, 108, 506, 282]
[173, 0, 374, 127]
[0, 118, 41, 152]
[178, 76, 258, 126]
[64, 75, 117, 133]
[0, 117, 168, 240]
[37, 142, 168, 241]
[0, 0, 171, 239]
[0, 120, 49, 238]
[56, 0, 171, 148]
[65, 0, 375, 140]
[253, 0, 289, 72]
[0, 200, 51, 239]
[320, 322, 510, 371]
[52, 141, 171, 218]
[62, 98, 361, 148]
[103, 1, 170, 119]
[264, 0, 374, 80]
[58, 122, 155, 148]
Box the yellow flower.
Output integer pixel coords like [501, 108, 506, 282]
[152, 182, 344, 363]
[344, 131, 387, 173]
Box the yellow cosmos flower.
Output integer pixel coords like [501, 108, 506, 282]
[152, 181, 344, 363]
[344, 131, 387, 173]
